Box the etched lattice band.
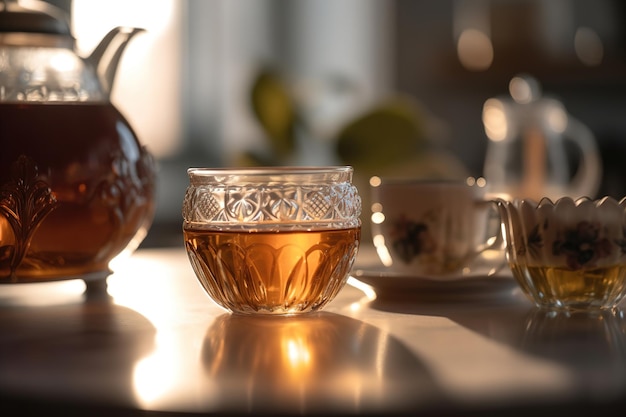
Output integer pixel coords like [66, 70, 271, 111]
[183, 167, 362, 230]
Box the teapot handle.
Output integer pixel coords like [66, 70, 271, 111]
[565, 116, 602, 199]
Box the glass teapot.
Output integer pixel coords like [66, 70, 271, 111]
[0, 0, 156, 287]
[482, 74, 601, 201]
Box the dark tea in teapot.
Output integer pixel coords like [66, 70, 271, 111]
[0, 102, 155, 283]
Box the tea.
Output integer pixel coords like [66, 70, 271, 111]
[510, 263, 626, 309]
[184, 227, 361, 314]
[0, 102, 155, 282]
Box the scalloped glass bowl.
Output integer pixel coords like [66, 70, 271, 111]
[497, 196, 626, 311]
[182, 166, 362, 315]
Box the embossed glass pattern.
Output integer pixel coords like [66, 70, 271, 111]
[183, 167, 362, 315]
[183, 168, 360, 228]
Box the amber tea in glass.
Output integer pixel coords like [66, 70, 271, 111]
[182, 167, 362, 315]
[509, 264, 626, 310]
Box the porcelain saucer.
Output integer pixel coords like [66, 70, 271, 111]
[349, 264, 519, 301]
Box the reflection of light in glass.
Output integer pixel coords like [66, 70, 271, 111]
[547, 106, 568, 134]
[457, 28, 493, 71]
[575, 27, 603, 67]
[482, 98, 507, 142]
[347, 277, 377, 304]
[488, 191, 514, 200]
[50, 51, 78, 73]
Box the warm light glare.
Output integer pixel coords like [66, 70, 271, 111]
[287, 339, 311, 364]
[109, 253, 204, 408]
[372, 234, 393, 267]
[371, 212, 385, 225]
[72, 0, 182, 159]
[376, 251, 393, 267]
[369, 176, 382, 187]
[509, 76, 536, 104]
[133, 334, 178, 405]
[457, 28, 493, 71]
[107, 256, 179, 323]
[73, 0, 174, 46]
[547, 106, 568, 134]
[50, 51, 79, 73]
[482, 98, 508, 142]
[284, 337, 312, 374]
[346, 276, 377, 304]
[575, 27, 603, 67]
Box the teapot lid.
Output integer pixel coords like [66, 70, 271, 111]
[0, 0, 74, 46]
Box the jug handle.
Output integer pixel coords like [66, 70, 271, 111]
[565, 116, 602, 199]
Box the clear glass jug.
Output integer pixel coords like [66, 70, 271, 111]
[0, 0, 156, 286]
[482, 74, 601, 201]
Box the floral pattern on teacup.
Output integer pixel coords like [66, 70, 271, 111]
[553, 221, 612, 269]
[389, 214, 437, 264]
[522, 221, 614, 269]
[501, 197, 626, 271]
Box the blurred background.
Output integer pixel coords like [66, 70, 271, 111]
[46, 0, 626, 247]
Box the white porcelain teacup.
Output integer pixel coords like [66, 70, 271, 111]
[369, 177, 503, 276]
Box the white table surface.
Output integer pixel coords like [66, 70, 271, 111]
[1, 245, 625, 416]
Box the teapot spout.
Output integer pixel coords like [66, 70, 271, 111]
[86, 26, 145, 98]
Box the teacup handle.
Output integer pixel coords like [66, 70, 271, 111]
[463, 200, 507, 276]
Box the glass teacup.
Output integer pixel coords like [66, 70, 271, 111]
[182, 166, 362, 315]
[497, 197, 626, 311]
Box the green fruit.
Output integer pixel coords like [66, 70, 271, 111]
[250, 68, 297, 157]
[335, 96, 426, 170]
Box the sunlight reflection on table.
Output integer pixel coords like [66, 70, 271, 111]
[90, 247, 608, 413]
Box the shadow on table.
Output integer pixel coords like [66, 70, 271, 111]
[199, 311, 447, 416]
[0, 292, 156, 413]
[369, 288, 626, 406]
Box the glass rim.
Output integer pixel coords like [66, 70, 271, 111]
[188, 166, 353, 176]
